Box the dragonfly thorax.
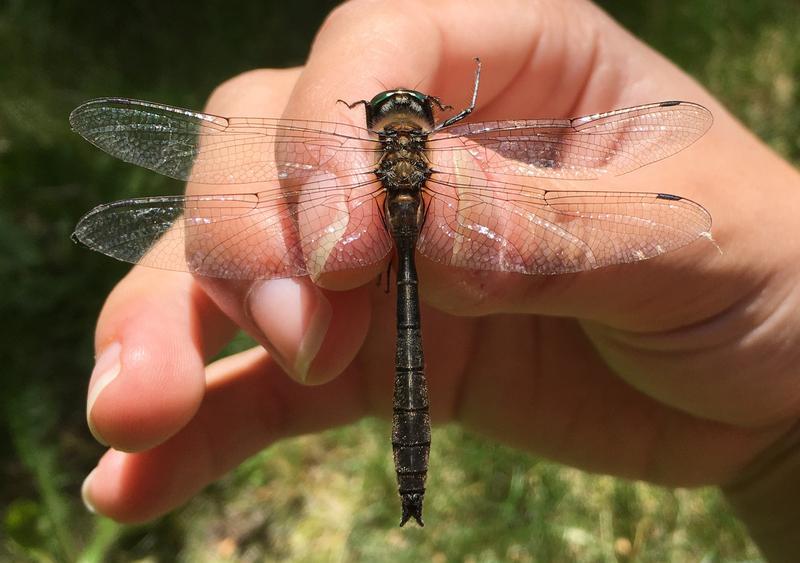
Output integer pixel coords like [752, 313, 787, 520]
[376, 125, 430, 240]
[375, 127, 431, 191]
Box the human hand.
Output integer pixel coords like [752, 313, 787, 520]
[81, 1, 800, 557]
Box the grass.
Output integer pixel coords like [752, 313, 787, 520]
[3, 0, 798, 560]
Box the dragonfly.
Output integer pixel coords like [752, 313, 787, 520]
[70, 60, 712, 527]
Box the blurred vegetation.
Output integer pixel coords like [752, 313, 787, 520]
[2, 0, 797, 560]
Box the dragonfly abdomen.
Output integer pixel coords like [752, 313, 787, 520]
[391, 226, 430, 527]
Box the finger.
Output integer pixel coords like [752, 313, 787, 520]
[188, 67, 374, 384]
[82, 346, 368, 523]
[456, 315, 786, 484]
[88, 267, 236, 451]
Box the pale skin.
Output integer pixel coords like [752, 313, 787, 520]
[83, 0, 800, 558]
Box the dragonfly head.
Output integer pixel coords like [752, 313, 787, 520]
[365, 89, 435, 132]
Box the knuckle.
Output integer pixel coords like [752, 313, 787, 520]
[205, 68, 300, 114]
[205, 69, 273, 111]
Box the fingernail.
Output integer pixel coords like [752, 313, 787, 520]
[87, 342, 122, 445]
[81, 468, 98, 514]
[248, 279, 332, 382]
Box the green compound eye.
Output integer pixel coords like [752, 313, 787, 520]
[368, 91, 394, 107]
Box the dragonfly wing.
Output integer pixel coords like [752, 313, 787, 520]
[419, 174, 711, 275]
[427, 101, 712, 180]
[73, 174, 391, 280]
[69, 98, 381, 184]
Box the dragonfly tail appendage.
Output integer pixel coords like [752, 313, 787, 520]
[399, 492, 425, 527]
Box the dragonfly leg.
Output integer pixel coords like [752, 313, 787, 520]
[436, 57, 482, 129]
[336, 98, 369, 110]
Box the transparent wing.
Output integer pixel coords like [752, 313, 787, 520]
[419, 174, 711, 275]
[69, 98, 381, 184]
[427, 101, 712, 180]
[72, 97, 712, 279]
[73, 174, 392, 280]
[71, 97, 392, 279]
